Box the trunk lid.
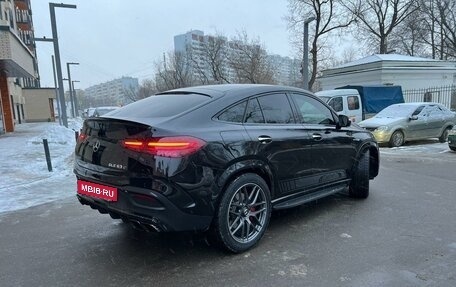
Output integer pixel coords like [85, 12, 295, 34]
[75, 118, 152, 173]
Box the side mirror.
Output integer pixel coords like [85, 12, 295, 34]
[409, 115, 418, 121]
[338, 114, 351, 128]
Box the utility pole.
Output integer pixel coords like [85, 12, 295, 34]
[43, 3, 77, 127]
[72, 80, 80, 116]
[66, 62, 79, 117]
[51, 55, 62, 125]
[303, 16, 315, 91]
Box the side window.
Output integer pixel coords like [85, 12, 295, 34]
[218, 101, 247, 123]
[244, 98, 265, 123]
[291, 93, 336, 125]
[256, 94, 295, 124]
[412, 105, 425, 116]
[437, 105, 452, 116]
[427, 106, 442, 118]
[347, 96, 360, 110]
[328, 97, 343, 112]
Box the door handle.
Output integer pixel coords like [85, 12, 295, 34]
[258, 135, 272, 144]
[312, 133, 322, 141]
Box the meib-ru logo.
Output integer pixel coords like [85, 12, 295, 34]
[77, 180, 118, 201]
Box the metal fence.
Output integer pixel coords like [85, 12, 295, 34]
[403, 85, 456, 110]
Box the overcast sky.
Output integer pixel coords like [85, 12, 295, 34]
[31, 0, 292, 90]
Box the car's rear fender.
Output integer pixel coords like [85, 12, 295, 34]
[216, 158, 275, 200]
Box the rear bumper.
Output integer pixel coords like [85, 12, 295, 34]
[76, 188, 212, 232]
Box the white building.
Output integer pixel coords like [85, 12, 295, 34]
[0, 0, 39, 133]
[268, 54, 301, 86]
[84, 77, 139, 107]
[174, 30, 234, 83]
[318, 54, 456, 90]
[174, 30, 300, 86]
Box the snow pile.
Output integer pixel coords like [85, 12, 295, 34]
[0, 119, 83, 213]
[27, 124, 77, 145]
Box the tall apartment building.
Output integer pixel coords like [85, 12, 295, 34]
[268, 54, 301, 87]
[174, 30, 233, 83]
[0, 0, 39, 133]
[84, 76, 139, 107]
[174, 30, 300, 86]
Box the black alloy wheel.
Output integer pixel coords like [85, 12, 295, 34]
[213, 173, 271, 253]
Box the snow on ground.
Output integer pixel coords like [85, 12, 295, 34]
[380, 140, 453, 156]
[0, 118, 83, 213]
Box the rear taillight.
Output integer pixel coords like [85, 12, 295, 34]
[77, 132, 87, 143]
[121, 136, 206, 157]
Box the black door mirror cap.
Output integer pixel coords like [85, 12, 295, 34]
[338, 115, 351, 128]
[409, 115, 419, 121]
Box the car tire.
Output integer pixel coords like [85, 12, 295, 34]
[450, 146, 456, 151]
[349, 151, 370, 199]
[212, 173, 272, 253]
[439, 128, 450, 143]
[389, 130, 404, 147]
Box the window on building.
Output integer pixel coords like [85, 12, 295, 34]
[11, 95, 16, 120]
[9, 9, 14, 29]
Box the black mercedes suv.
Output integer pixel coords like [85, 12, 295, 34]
[74, 84, 379, 253]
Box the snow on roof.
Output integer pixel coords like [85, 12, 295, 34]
[334, 54, 440, 69]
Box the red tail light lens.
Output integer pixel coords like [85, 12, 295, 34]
[121, 136, 206, 157]
[77, 132, 88, 143]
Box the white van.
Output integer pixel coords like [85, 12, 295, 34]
[315, 89, 363, 123]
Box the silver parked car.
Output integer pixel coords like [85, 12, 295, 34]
[92, 106, 119, 117]
[359, 103, 456, 147]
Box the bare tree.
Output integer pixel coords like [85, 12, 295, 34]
[344, 0, 418, 54]
[329, 45, 360, 67]
[390, 6, 430, 56]
[187, 33, 231, 84]
[155, 51, 194, 92]
[123, 79, 157, 102]
[286, 0, 356, 90]
[228, 32, 275, 84]
[414, 0, 456, 60]
[435, 0, 456, 59]
[417, 0, 439, 58]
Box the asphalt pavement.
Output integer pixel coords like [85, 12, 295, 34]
[0, 147, 455, 287]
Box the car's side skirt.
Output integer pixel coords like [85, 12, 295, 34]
[272, 180, 350, 210]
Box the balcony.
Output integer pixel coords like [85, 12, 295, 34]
[0, 26, 35, 78]
[15, 9, 31, 24]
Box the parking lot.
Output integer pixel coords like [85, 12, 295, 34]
[0, 142, 455, 287]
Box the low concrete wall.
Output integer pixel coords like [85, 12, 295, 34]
[23, 88, 55, 122]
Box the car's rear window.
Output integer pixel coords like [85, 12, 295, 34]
[110, 94, 210, 118]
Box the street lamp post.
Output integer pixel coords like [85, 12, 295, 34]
[72, 80, 80, 116]
[303, 16, 315, 91]
[34, 3, 77, 128]
[66, 62, 79, 117]
[51, 55, 62, 125]
[50, 3, 77, 126]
